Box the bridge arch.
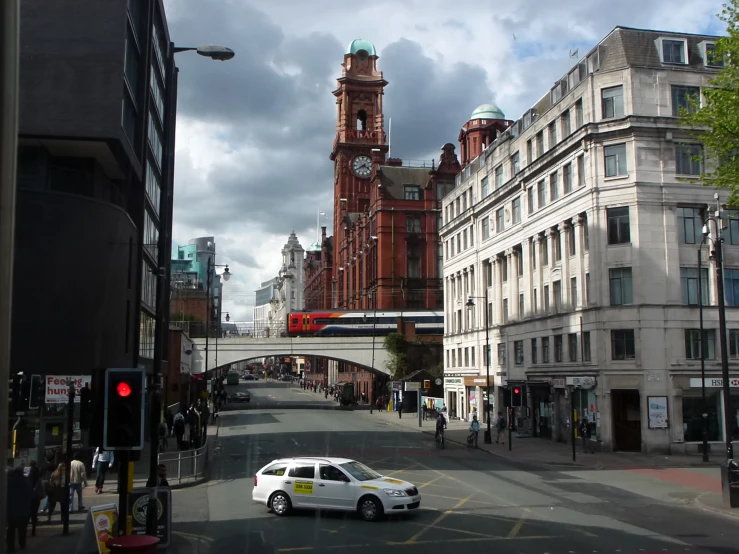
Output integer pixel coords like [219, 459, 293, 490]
[191, 336, 391, 376]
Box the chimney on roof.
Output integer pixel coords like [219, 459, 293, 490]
[321, 226, 327, 240]
[386, 158, 403, 167]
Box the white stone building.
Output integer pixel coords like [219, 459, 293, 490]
[441, 26, 739, 454]
[268, 232, 306, 337]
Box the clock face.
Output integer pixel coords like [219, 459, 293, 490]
[352, 155, 372, 178]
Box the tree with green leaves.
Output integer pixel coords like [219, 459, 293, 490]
[680, 0, 739, 204]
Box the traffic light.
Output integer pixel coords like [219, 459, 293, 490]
[511, 386, 523, 407]
[11, 373, 31, 413]
[104, 368, 145, 450]
[79, 385, 92, 431]
[28, 375, 44, 410]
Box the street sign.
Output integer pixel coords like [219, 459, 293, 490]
[128, 487, 172, 548]
[404, 382, 420, 391]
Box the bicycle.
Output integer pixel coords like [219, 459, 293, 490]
[435, 428, 445, 449]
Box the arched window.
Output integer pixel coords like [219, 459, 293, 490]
[357, 109, 367, 131]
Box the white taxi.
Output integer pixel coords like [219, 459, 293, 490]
[252, 457, 421, 522]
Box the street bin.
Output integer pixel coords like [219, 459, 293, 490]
[484, 429, 492, 444]
[720, 458, 739, 509]
[106, 535, 160, 554]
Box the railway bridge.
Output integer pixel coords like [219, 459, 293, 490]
[191, 336, 390, 375]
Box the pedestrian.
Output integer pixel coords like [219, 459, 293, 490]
[174, 413, 185, 450]
[93, 447, 114, 494]
[6, 466, 33, 552]
[166, 408, 174, 437]
[470, 414, 480, 448]
[580, 419, 594, 453]
[69, 452, 87, 512]
[398, 400, 403, 419]
[156, 464, 169, 487]
[159, 419, 169, 450]
[45, 463, 65, 522]
[200, 402, 210, 440]
[39, 453, 55, 516]
[27, 460, 43, 536]
[496, 411, 506, 444]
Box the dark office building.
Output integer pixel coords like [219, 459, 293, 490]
[11, 0, 176, 458]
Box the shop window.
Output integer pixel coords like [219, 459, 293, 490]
[682, 389, 722, 442]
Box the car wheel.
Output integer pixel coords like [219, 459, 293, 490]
[269, 491, 292, 516]
[358, 495, 383, 522]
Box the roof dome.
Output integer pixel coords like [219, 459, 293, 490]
[307, 241, 322, 252]
[346, 39, 377, 57]
[470, 103, 505, 121]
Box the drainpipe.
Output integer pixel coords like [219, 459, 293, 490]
[391, 208, 395, 309]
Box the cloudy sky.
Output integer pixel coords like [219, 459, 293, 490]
[165, 0, 726, 323]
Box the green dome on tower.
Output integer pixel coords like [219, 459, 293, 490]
[470, 103, 506, 120]
[346, 39, 377, 57]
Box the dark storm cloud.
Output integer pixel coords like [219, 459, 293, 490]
[379, 39, 494, 161]
[168, 0, 342, 237]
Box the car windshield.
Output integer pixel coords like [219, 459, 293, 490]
[338, 461, 383, 482]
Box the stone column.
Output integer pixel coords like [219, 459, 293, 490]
[506, 247, 519, 320]
[576, 214, 587, 307]
[536, 234, 545, 315]
[561, 221, 572, 309]
[521, 240, 531, 318]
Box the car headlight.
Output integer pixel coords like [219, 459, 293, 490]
[383, 489, 406, 497]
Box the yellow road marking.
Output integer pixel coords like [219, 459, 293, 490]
[405, 520, 498, 538]
[173, 531, 214, 543]
[507, 507, 530, 538]
[417, 476, 444, 489]
[421, 492, 510, 506]
[578, 528, 599, 538]
[405, 494, 474, 544]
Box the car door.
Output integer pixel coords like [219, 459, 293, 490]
[315, 464, 356, 510]
[285, 462, 318, 508]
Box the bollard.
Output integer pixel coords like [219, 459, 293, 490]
[106, 535, 160, 554]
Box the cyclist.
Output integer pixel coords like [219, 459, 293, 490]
[435, 411, 447, 443]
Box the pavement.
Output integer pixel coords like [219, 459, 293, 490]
[21, 379, 739, 554]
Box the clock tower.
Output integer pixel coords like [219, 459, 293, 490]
[330, 39, 388, 251]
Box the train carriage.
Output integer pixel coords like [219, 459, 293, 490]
[287, 310, 443, 337]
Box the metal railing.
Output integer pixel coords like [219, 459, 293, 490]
[157, 434, 214, 485]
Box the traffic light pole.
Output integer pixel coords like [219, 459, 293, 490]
[571, 386, 577, 463]
[116, 450, 131, 536]
[62, 380, 75, 535]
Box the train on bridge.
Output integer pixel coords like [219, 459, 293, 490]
[287, 310, 443, 337]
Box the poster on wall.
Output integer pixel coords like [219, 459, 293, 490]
[647, 396, 669, 429]
[45, 376, 91, 404]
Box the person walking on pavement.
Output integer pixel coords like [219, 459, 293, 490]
[93, 447, 114, 494]
[27, 460, 43, 536]
[470, 414, 481, 448]
[166, 408, 174, 437]
[157, 464, 169, 487]
[45, 463, 66, 522]
[69, 452, 87, 512]
[398, 399, 403, 419]
[496, 411, 506, 444]
[580, 419, 594, 453]
[173, 412, 186, 450]
[6, 466, 33, 552]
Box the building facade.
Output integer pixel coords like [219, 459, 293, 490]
[441, 26, 739, 454]
[329, 40, 459, 311]
[266, 232, 305, 336]
[10, 0, 176, 462]
[304, 226, 334, 310]
[170, 237, 225, 337]
[254, 278, 278, 337]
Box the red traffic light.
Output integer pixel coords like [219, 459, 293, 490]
[116, 382, 132, 397]
[513, 387, 520, 394]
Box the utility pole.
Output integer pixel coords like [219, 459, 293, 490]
[0, 0, 20, 545]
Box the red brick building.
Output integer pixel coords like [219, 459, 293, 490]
[304, 226, 333, 310]
[329, 39, 460, 310]
[458, 104, 514, 168]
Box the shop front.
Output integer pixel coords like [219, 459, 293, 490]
[674, 376, 739, 454]
[444, 376, 464, 420]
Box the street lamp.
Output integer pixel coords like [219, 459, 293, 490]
[173, 44, 235, 61]
[701, 195, 738, 508]
[698, 233, 710, 463]
[145, 39, 235, 536]
[205, 257, 230, 396]
[466, 293, 492, 444]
